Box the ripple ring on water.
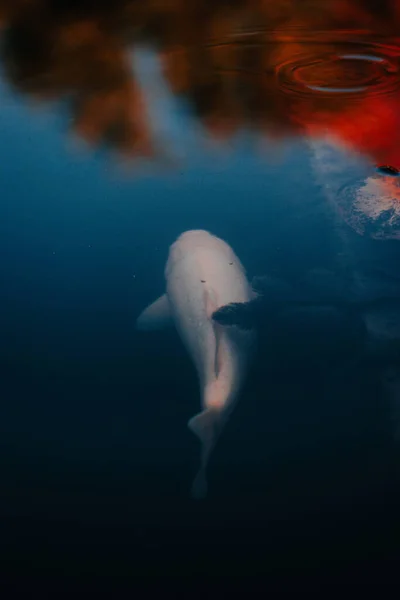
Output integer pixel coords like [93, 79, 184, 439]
[276, 47, 400, 97]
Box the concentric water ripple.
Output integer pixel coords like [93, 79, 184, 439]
[276, 42, 400, 97]
[206, 36, 400, 239]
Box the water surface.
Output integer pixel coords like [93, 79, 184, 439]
[1, 0, 400, 586]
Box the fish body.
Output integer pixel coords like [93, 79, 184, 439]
[136, 230, 256, 498]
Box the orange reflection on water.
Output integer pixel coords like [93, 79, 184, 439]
[0, 0, 400, 168]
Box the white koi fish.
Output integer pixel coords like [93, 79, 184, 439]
[136, 230, 256, 498]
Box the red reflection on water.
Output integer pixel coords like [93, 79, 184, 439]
[0, 0, 400, 168]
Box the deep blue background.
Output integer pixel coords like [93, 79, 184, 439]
[0, 63, 399, 585]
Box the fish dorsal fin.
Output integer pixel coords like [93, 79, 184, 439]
[204, 287, 222, 378]
[136, 293, 172, 331]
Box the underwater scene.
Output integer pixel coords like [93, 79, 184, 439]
[1, 0, 400, 588]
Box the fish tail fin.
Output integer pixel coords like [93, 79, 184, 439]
[188, 406, 222, 500]
[191, 467, 208, 500]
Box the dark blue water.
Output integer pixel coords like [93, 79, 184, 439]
[1, 0, 400, 589]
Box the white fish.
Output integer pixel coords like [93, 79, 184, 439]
[136, 230, 256, 499]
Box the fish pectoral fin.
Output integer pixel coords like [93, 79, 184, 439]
[136, 293, 172, 331]
[212, 301, 255, 330]
[188, 407, 222, 500]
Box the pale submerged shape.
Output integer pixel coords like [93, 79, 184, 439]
[353, 176, 400, 238]
[308, 135, 400, 240]
[136, 230, 256, 499]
